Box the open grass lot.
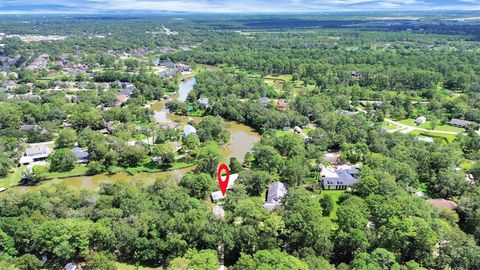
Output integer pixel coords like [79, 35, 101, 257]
[397, 118, 465, 133]
[116, 262, 163, 270]
[382, 121, 398, 130]
[43, 164, 92, 179]
[409, 130, 456, 143]
[0, 167, 23, 188]
[318, 189, 346, 221]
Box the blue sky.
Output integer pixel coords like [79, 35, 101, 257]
[0, 0, 479, 14]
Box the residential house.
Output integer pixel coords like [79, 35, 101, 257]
[258, 97, 270, 105]
[212, 205, 225, 219]
[210, 173, 239, 202]
[115, 94, 129, 107]
[198, 97, 209, 109]
[263, 181, 287, 211]
[5, 80, 16, 91]
[159, 61, 175, 68]
[321, 165, 359, 190]
[183, 124, 197, 137]
[72, 147, 89, 163]
[450, 118, 473, 129]
[20, 145, 52, 165]
[64, 262, 77, 270]
[415, 116, 427, 125]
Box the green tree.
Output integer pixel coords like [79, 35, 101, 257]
[231, 250, 309, 270]
[119, 145, 146, 167]
[229, 157, 243, 174]
[282, 188, 333, 258]
[195, 142, 222, 176]
[84, 252, 117, 270]
[0, 154, 13, 178]
[56, 129, 77, 148]
[153, 142, 175, 164]
[168, 249, 219, 270]
[48, 148, 77, 172]
[15, 254, 43, 270]
[197, 116, 229, 143]
[320, 194, 334, 217]
[182, 134, 200, 152]
[179, 173, 215, 200]
[239, 170, 271, 196]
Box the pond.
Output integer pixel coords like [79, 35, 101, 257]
[10, 76, 260, 193]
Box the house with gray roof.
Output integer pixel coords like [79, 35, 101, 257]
[258, 97, 270, 105]
[198, 97, 209, 108]
[263, 181, 287, 212]
[72, 147, 89, 163]
[450, 118, 473, 129]
[23, 145, 52, 163]
[183, 124, 197, 137]
[321, 165, 359, 190]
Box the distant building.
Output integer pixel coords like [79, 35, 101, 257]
[20, 145, 52, 165]
[258, 97, 270, 105]
[64, 262, 77, 270]
[198, 97, 209, 108]
[263, 182, 287, 212]
[183, 124, 197, 137]
[450, 118, 473, 129]
[321, 165, 359, 190]
[72, 147, 89, 163]
[415, 116, 427, 125]
[212, 205, 225, 219]
[426, 199, 458, 210]
[416, 136, 434, 143]
[159, 61, 175, 67]
[211, 191, 225, 202]
[210, 173, 239, 202]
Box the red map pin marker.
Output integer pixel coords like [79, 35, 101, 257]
[217, 163, 230, 196]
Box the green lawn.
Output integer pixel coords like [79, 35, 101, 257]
[44, 165, 91, 179]
[397, 118, 464, 133]
[318, 190, 346, 221]
[382, 121, 398, 130]
[408, 130, 456, 144]
[116, 262, 163, 270]
[0, 167, 24, 188]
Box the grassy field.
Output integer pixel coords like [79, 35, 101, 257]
[397, 118, 464, 133]
[0, 167, 24, 188]
[116, 262, 163, 270]
[382, 121, 398, 130]
[318, 189, 346, 221]
[409, 130, 456, 143]
[44, 165, 91, 179]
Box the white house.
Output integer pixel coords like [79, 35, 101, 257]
[321, 165, 359, 190]
[415, 116, 427, 125]
[20, 145, 52, 165]
[210, 173, 239, 202]
[263, 182, 287, 212]
[183, 124, 197, 137]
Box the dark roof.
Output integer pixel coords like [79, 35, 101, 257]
[20, 124, 36, 131]
[117, 88, 133, 97]
[266, 181, 287, 204]
[450, 118, 472, 128]
[159, 61, 175, 67]
[72, 147, 89, 160]
[323, 169, 359, 186]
